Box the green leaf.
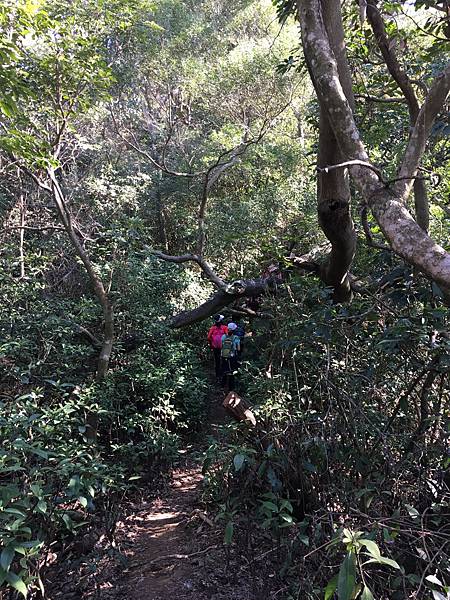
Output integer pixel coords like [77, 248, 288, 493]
[324, 574, 338, 600]
[361, 586, 374, 600]
[280, 499, 293, 513]
[279, 513, 293, 523]
[78, 496, 87, 508]
[360, 539, 381, 560]
[233, 454, 245, 472]
[5, 571, 27, 597]
[405, 504, 420, 520]
[342, 528, 352, 543]
[224, 521, 234, 545]
[62, 514, 73, 530]
[337, 552, 356, 600]
[364, 556, 400, 570]
[432, 592, 447, 600]
[29, 447, 48, 459]
[30, 484, 41, 497]
[261, 501, 278, 512]
[0, 546, 15, 571]
[4, 508, 26, 516]
[297, 533, 309, 547]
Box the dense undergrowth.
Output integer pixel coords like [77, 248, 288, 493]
[0, 1, 449, 599]
[0, 251, 209, 597]
[202, 257, 450, 600]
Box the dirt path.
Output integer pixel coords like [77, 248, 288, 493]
[48, 383, 270, 600]
[119, 462, 207, 600]
[114, 387, 248, 600]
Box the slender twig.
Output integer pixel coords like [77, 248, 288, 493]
[1, 225, 65, 233]
[130, 544, 218, 568]
[316, 160, 384, 182]
[368, 368, 427, 458]
[153, 251, 227, 289]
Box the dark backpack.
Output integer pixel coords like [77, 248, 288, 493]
[221, 336, 235, 358]
[235, 325, 245, 338]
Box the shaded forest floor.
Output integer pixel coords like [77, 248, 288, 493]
[47, 377, 284, 600]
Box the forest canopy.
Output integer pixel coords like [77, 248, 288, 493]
[0, 0, 449, 599]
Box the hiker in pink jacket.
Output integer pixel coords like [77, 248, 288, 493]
[207, 314, 228, 381]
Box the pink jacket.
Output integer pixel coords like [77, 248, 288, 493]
[207, 324, 228, 349]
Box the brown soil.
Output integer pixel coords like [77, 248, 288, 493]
[116, 391, 239, 599]
[120, 463, 207, 600]
[46, 383, 281, 600]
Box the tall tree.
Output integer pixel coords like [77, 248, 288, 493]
[296, 0, 450, 297]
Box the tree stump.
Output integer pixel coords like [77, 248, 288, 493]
[223, 392, 256, 426]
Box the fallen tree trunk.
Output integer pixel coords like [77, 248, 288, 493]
[170, 277, 278, 328]
[223, 391, 257, 426]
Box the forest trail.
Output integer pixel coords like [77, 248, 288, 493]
[114, 382, 243, 600]
[48, 377, 274, 600]
[119, 462, 207, 600]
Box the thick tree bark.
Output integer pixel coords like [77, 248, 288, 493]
[367, 0, 429, 232]
[170, 277, 277, 328]
[305, 0, 356, 302]
[297, 0, 450, 297]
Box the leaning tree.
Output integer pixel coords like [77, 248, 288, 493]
[158, 0, 450, 326]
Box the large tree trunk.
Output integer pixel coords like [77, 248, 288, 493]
[307, 0, 357, 302]
[297, 0, 450, 298]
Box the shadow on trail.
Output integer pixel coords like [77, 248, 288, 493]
[116, 375, 254, 600]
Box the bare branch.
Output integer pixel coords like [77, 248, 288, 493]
[196, 96, 294, 256]
[1, 224, 65, 233]
[367, 2, 420, 116]
[170, 277, 277, 328]
[395, 62, 450, 202]
[367, 0, 430, 231]
[21, 165, 52, 193]
[197, 138, 255, 256]
[317, 160, 384, 182]
[68, 321, 102, 348]
[227, 307, 274, 319]
[109, 104, 201, 178]
[360, 206, 391, 251]
[153, 251, 227, 290]
[355, 94, 407, 104]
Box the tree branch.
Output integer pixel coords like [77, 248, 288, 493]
[367, 2, 420, 114]
[297, 0, 450, 297]
[109, 104, 201, 178]
[367, 0, 430, 231]
[317, 160, 384, 182]
[360, 206, 391, 251]
[153, 251, 227, 289]
[355, 94, 407, 104]
[169, 277, 278, 328]
[197, 139, 253, 256]
[395, 62, 450, 202]
[0, 224, 65, 233]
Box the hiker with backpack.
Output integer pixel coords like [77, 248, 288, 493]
[221, 322, 241, 390]
[207, 314, 228, 381]
[234, 321, 245, 358]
